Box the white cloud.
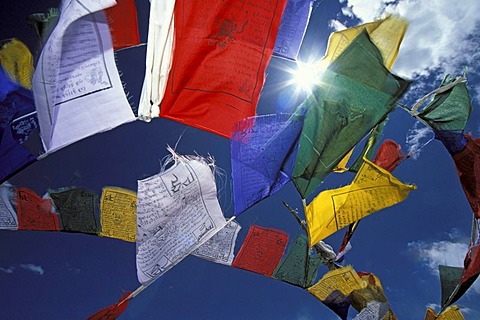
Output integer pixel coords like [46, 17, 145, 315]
[20, 264, 45, 275]
[332, 0, 480, 81]
[0, 266, 15, 274]
[405, 121, 434, 159]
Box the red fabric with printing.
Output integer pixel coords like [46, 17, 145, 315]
[104, 0, 140, 50]
[373, 139, 407, 172]
[15, 187, 60, 231]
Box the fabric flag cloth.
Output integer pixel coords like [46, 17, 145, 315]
[352, 302, 395, 320]
[0, 66, 36, 182]
[32, 0, 135, 154]
[231, 114, 304, 215]
[49, 187, 99, 234]
[308, 265, 366, 320]
[86, 291, 131, 320]
[104, 0, 140, 50]
[292, 30, 410, 198]
[99, 187, 137, 242]
[15, 187, 60, 231]
[273, 0, 313, 60]
[373, 139, 407, 172]
[0, 38, 34, 89]
[0, 182, 18, 230]
[137, 0, 175, 121]
[333, 148, 354, 173]
[232, 225, 288, 277]
[192, 220, 241, 265]
[28, 8, 60, 45]
[159, 0, 289, 138]
[136, 150, 227, 284]
[451, 135, 480, 219]
[321, 15, 407, 71]
[349, 120, 387, 173]
[439, 265, 464, 307]
[273, 234, 321, 288]
[305, 158, 416, 246]
[425, 306, 464, 320]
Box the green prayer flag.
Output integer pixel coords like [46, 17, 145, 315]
[439, 265, 463, 307]
[273, 234, 321, 288]
[349, 119, 388, 173]
[292, 31, 410, 198]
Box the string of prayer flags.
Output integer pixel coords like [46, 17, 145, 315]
[273, 0, 313, 60]
[321, 15, 408, 70]
[232, 225, 288, 277]
[86, 291, 131, 320]
[15, 187, 60, 231]
[192, 220, 241, 265]
[0, 182, 18, 230]
[231, 114, 304, 215]
[373, 139, 408, 172]
[292, 30, 410, 198]
[273, 234, 321, 288]
[137, 0, 175, 121]
[99, 187, 137, 242]
[0, 67, 36, 182]
[104, 0, 140, 50]
[49, 187, 99, 234]
[159, 0, 289, 138]
[425, 306, 464, 320]
[305, 158, 416, 246]
[439, 265, 464, 307]
[136, 150, 227, 283]
[0, 38, 34, 89]
[32, 0, 135, 154]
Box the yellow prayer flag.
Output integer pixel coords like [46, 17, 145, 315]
[333, 148, 354, 173]
[100, 187, 137, 242]
[0, 38, 34, 88]
[425, 306, 464, 320]
[305, 158, 416, 246]
[308, 265, 366, 301]
[321, 15, 408, 70]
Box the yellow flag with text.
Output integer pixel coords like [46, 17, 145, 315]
[305, 158, 416, 246]
[100, 187, 137, 242]
[0, 38, 34, 88]
[425, 306, 464, 320]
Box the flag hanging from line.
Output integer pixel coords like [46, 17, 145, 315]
[100, 187, 137, 242]
[15, 187, 60, 231]
[104, 0, 140, 50]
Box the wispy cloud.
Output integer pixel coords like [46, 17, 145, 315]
[0, 266, 15, 274]
[405, 121, 434, 159]
[20, 264, 45, 275]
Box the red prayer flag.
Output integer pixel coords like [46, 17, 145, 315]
[104, 0, 140, 50]
[232, 225, 288, 276]
[462, 244, 480, 282]
[160, 0, 288, 138]
[453, 135, 480, 218]
[373, 139, 407, 172]
[87, 292, 131, 320]
[15, 187, 60, 231]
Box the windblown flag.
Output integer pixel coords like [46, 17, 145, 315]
[28, 8, 60, 45]
[104, 0, 140, 50]
[49, 187, 99, 234]
[273, 234, 321, 288]
[232, 225, 288, 277]
[86, 291, 131, 320]
[160, 0, 289, 137]
[136, 150, 227, 283]
[273, 0, 313, 60]
[0, 182, 17, 230]
[373, 139, 407, 172]
[425, 306, 464, 320]
[100, 187, 137, 242]
[32, 0, 135, 154]
[292, 30, 410, 198]
[305, 158, 416, 246]
[439, 265, 463, 307]
[349, 120, 387, 173]
[231, 114, 304, 215]
[0, 38, 34, 89]
[15, 187, 60, 231]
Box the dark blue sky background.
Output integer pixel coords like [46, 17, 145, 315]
[1, 0, 479, 319]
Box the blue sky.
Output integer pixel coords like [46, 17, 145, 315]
[1, 0, 480, 319]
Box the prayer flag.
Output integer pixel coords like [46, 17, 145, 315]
[273, 234, 321, 288]
[353, 302, 395, 320]
[0, 38, 34, 89]
[32, 0, 135, 154]
[28, 8, 60, 45]
[136, 151, 227, 283]
[232, 225, 288, 277]
[160, 0, 289, 137]
[192, 220, 241, 265]
[15, 187, 60, 231]
[0, 182, 18, 230]
[104, 0, 140, 50]
[273, 0, 313, 60]
[439, 265, 463, 307]
[100, 187, 137, 242]
[349, 120, 387, 173]
[292, 30, 410, 198]
[373, 139, 407, 172]
[86, 291, 131, 320]
[305, 158, 416, 246]
[49, 187, 99, 234]
[425, 306, 464, 320]
[231, 114, 303, 215]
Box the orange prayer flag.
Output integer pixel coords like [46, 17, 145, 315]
[15, 187, 60, 231]
[373, 139, 407, 172]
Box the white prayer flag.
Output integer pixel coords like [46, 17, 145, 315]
[32, 0, 135, 154]
[136, 150, 227, 283]
[0, 182, 18, 230]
